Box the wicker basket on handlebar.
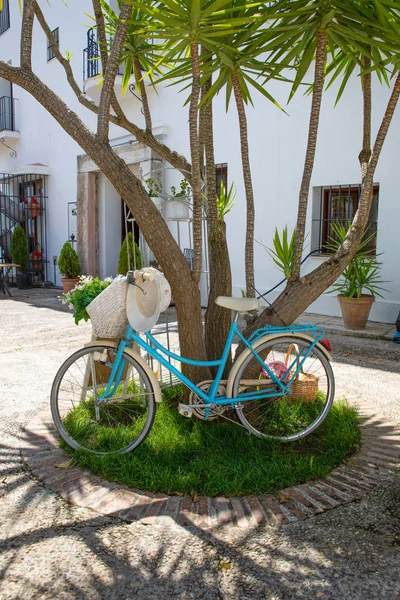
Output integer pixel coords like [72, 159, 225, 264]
[86, 277, 129, 339]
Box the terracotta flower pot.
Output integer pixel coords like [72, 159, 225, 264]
[28, 205, 41, 218]
[31, 260, 43, 271]
[337, 294, 375, 330]
[61, 277, 80, 293]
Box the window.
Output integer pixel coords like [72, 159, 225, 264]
[215, 163, 228, 196]
[47, 27, 59, 62]
[312, 184, 379, 255]
[0, 0, 10, 36]
[84, 27, 100, 80]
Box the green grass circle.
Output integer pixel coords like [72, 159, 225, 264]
[66, 387, 361, 497]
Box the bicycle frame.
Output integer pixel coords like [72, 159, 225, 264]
[99, 316, 324, 410]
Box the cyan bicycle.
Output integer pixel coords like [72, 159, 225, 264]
[51, 283, 335, 455]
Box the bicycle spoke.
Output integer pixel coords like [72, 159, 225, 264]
[52, 345, 156, 454]
[233, 336, 334, 441]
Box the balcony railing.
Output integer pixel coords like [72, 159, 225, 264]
[0, 96, 17, 132]
[0, 0, 10, 36]
[82, 28, 125, 89]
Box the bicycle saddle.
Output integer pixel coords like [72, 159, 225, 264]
[215, 296, 260, 312]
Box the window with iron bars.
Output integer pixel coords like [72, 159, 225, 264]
[47, 27, 59, 62]
[311, 184, 379, 255]
[0, 0, 10, 35]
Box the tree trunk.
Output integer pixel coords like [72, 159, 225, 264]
[0, 64, 210, 382]
[231, 71, 255, 299]
[291, 31, 327, 280]
[134, 56, 152, 132]
[200, 72, 233, 369]
[189, 42, 203, 285]
[358, 52, 373, 219]
[241, 70, 400, 343]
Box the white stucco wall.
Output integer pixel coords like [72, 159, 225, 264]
[0, 1, 399, 322]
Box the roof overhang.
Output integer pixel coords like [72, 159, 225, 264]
[1, 163, 52, 176]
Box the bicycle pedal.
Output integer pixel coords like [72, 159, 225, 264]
[178, 403, 193, 418]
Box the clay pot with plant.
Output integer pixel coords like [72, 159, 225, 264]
[30, 249, 43, 272]
[10, 226, 32, 289]
[327, 223, 388, 330]
[58, 241, 81, 293]
[24, 196, 41, 218]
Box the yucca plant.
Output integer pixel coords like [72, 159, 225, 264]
[258, 226, 296, 281]
[326, 222, 388, 299]
[331, 258, 388, 299]
[216, 180, 236, 224]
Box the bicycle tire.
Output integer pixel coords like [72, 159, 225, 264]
[231, 335, 335, 441]
[51, 344, 157, 454]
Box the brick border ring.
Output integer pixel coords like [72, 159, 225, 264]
[20, 403, 400, 531]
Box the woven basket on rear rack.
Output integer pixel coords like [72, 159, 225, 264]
[285, 344, 319, 402]
[86, 277, 129, 339]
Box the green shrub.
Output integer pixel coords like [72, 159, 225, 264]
[118, 232, 142, 275]
[10, 226, 29, 273]
[58, 241, 81, 278]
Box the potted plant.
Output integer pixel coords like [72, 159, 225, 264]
[58, 241, 81, 293]
[30, 249, 43, 271]
[10, 226, 31, 289]
[327, 223, 388, 330]
[24, 196, 41, 218]
[118, 232, 142, 275]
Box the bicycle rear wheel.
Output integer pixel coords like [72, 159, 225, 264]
[231, 336, 335, 441]
[51, 344, 156, 454]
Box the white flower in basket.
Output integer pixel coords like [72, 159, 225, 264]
[86, 276, 129, 339]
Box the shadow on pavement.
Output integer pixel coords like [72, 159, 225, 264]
[1, 404, 400, 598]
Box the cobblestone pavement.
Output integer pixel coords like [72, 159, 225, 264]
[1, 292, 400, 599]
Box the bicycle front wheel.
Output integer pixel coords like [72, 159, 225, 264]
[51, 344, 157, 454]
[232, 336, 335, 441]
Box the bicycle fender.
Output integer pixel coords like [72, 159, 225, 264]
[83, 340, 163, 403]
[225, 332, 332, 400]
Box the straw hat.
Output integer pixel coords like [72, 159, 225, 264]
[126, 268, 171, 332]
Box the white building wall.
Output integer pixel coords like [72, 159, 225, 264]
[0, 2, 399, 321]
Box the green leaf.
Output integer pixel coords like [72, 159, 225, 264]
[289, 38, 316, 101]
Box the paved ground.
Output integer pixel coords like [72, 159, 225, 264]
[1, 289, 400, 599]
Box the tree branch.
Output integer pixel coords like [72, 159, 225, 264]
[291, 30, 327, 281]
[92, 0, 110, 70]
[90, 0, 189, 174]
[97, 1, 131, 142]
[20, 0, 35, 70]
[244, 70, 400, 333]
[134, 57, 152, 132]
[34, 1, 100, 115]
[0, 60, 193, 281]
[232, 70, 255, 299]
[359, 52, 372, 182]
[34, 1, 191, 177]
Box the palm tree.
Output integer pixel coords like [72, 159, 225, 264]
[238, 0, 400, 336]
[130, 0, 252, 284]
[158, 0, 287, 299]
[255, 0, 400, 282]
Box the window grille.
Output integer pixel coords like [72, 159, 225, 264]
[215, 163, 228, 197]
[47, 27, 59, 62]
[0, 0, 10, 36]
[312, 184, 379, 254]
